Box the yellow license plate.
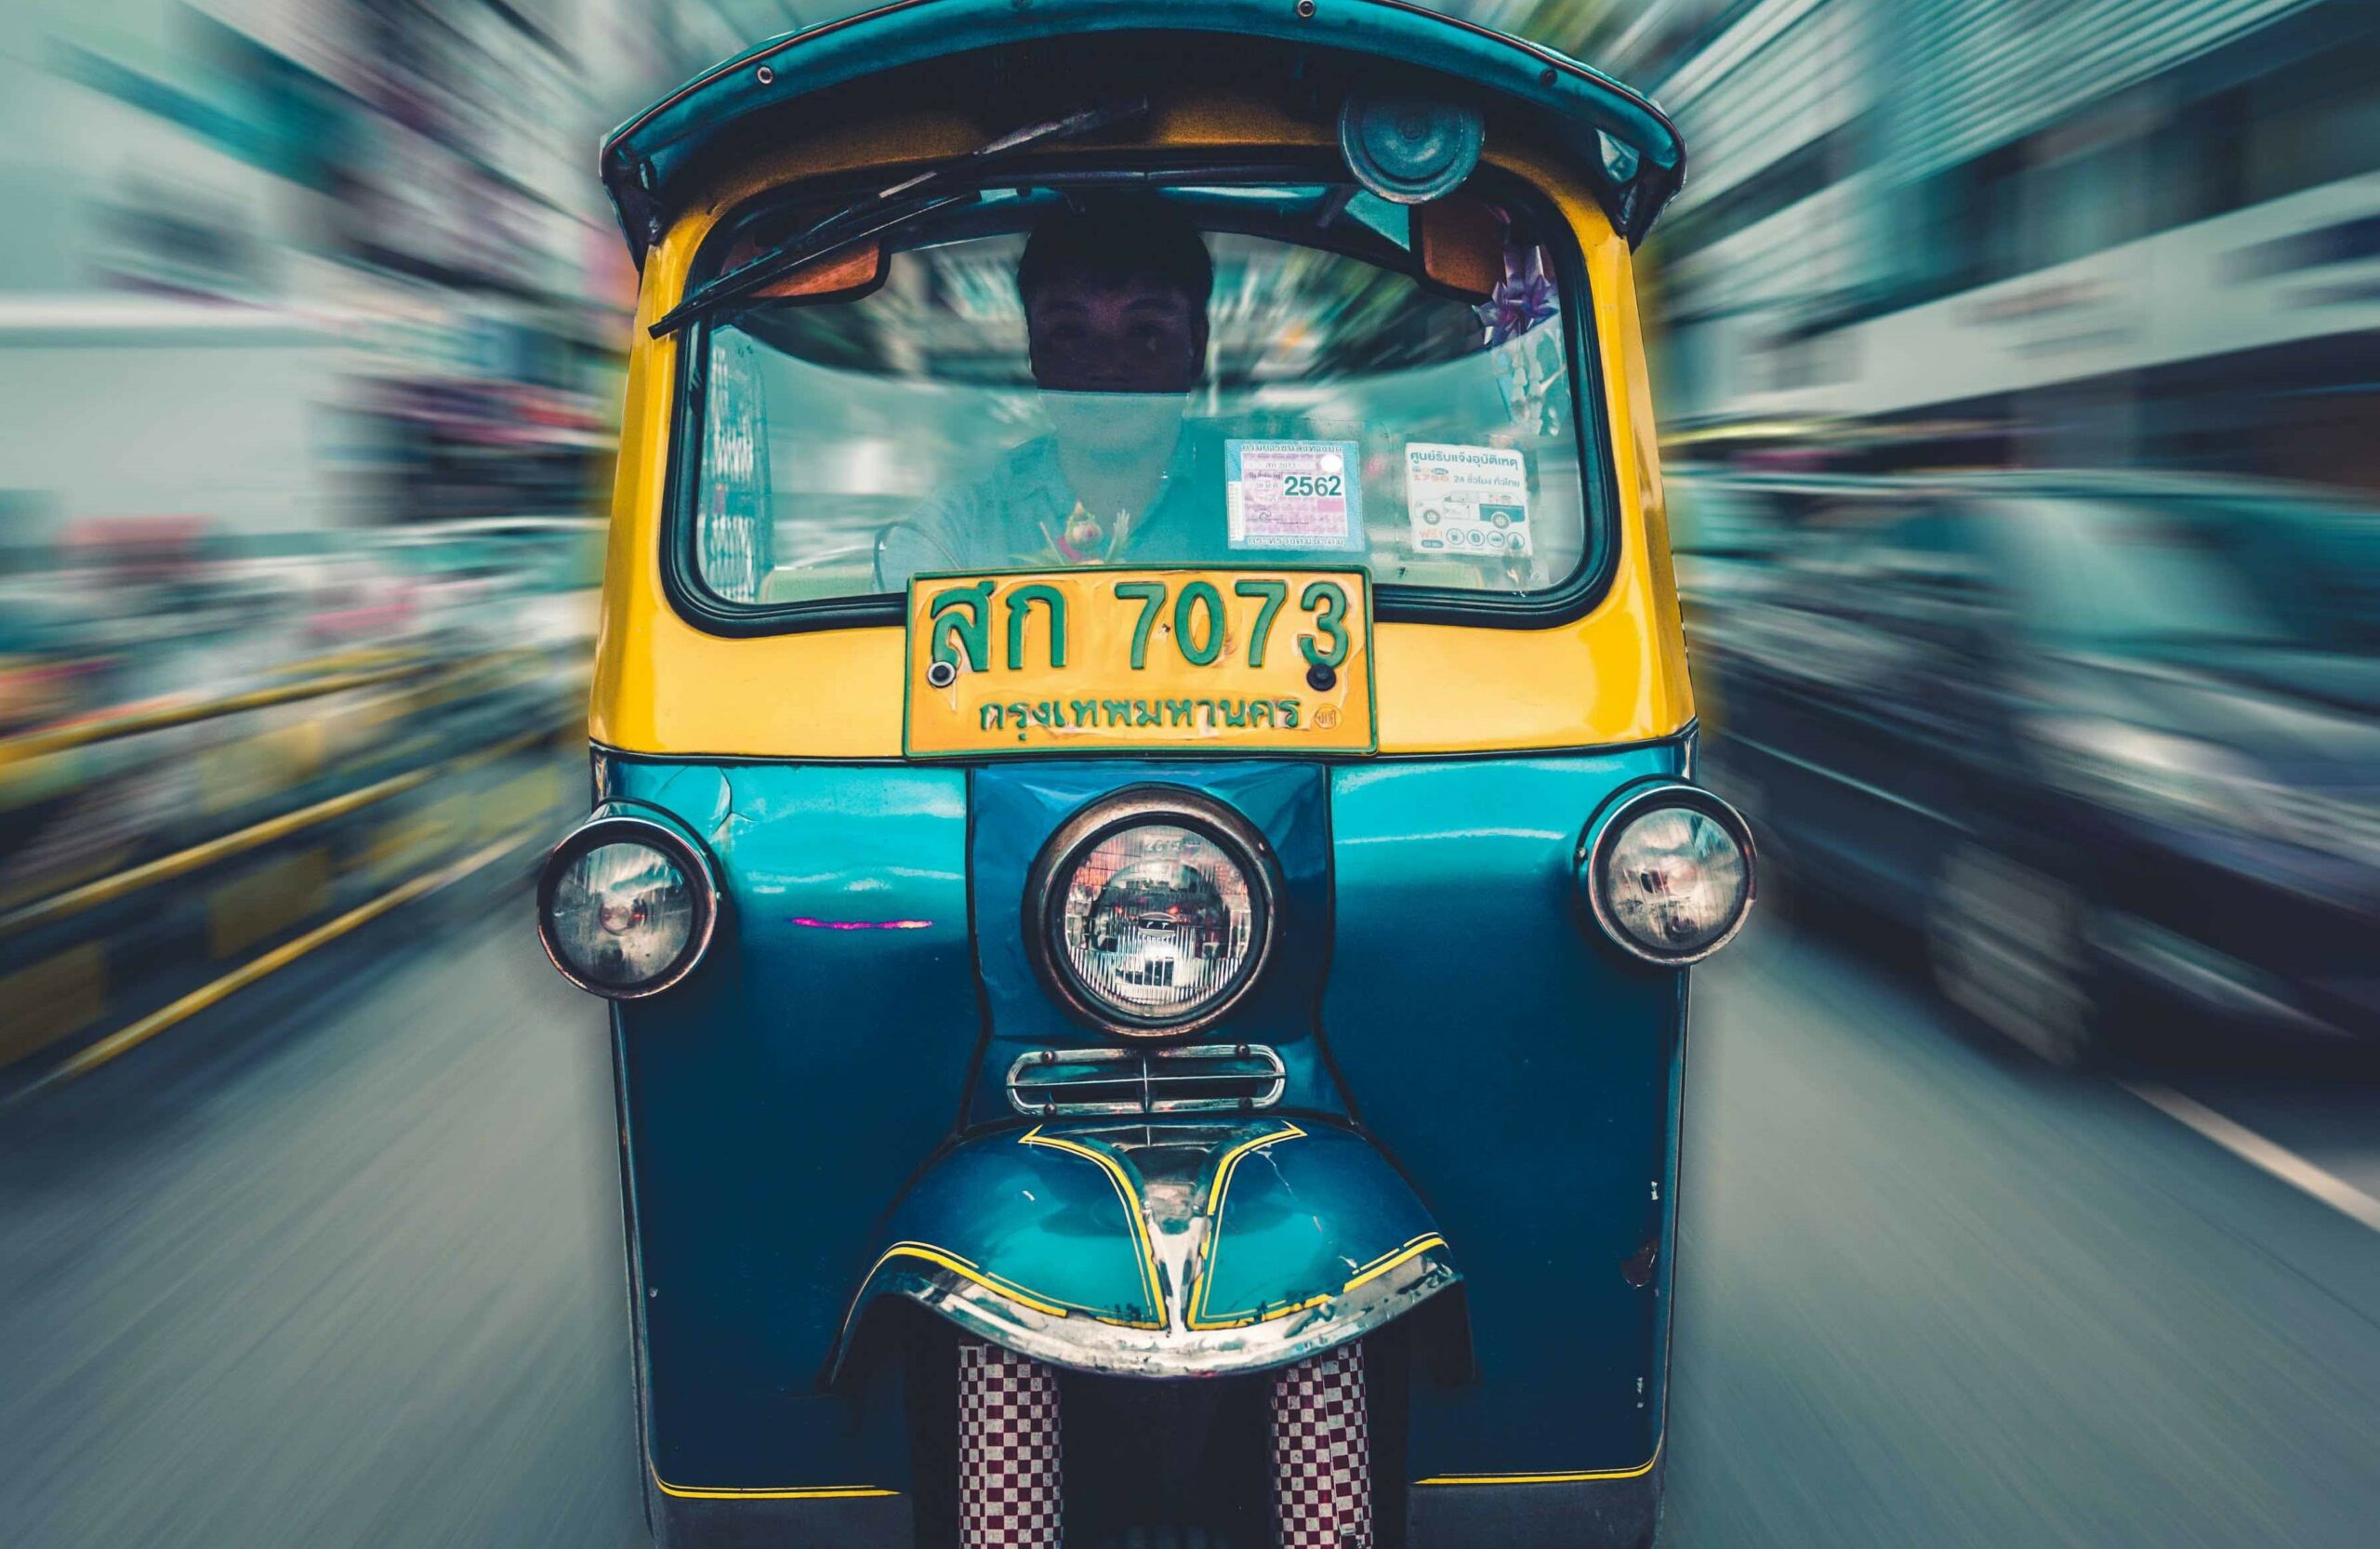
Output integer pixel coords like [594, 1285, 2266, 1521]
[905, 567, 1375, 758]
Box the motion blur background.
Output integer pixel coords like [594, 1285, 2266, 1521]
[0, 2, 2373, 1546]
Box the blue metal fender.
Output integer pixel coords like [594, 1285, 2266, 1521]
[832, 1117, 1457, 1379]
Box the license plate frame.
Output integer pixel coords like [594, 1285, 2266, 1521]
[903, 566, 1377, 759]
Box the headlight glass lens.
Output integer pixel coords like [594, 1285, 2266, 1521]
[1055, 822, 1262, 1026]
[546, 840, 699, 991]
[1600, 804, 1751, 960]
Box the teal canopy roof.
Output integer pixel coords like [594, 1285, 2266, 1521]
[600, 0, 1686, 264]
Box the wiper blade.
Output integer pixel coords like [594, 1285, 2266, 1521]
[649, 96, 1150, 339]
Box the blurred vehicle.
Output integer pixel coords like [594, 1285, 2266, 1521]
[1666, 464, 1786, 603]
[531, 5, 1758, 1546]
[1693, 469, 2380, 1064]
[1666, 466, 1862, 661]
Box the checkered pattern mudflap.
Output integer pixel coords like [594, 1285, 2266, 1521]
[1269, 1342, 1373, 1549]
[959, 1342, 1065, 1547]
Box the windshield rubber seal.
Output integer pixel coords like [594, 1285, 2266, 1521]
[656, 161, 1621, 638]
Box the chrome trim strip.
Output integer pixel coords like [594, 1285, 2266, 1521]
[1005, 1043, 1287, 1117]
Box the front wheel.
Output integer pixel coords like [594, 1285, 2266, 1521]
[1925, 841, 2102, 1067]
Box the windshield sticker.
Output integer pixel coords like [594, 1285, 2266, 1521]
[1225, 440, 1366, 552]
[1406, 443, 1532, 557]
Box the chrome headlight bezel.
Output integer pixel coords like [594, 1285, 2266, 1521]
[1581, 782, 1758, 967]
[536, 810, 721, 1000]
[1025, 788, 1280, 1039]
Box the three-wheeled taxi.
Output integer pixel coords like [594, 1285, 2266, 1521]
[541, 4, 1751, 1544]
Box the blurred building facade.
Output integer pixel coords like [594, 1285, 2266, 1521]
[0, 0, 714, 1079]
[0, 0, 707, 540]
[1593, 0, 2379, 494]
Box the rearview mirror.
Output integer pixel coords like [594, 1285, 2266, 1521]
[1415, 196, 1501, 303]
[721, 234, 889, 304]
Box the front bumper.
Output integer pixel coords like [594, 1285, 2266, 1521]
[831, 1116, 1458, 1381]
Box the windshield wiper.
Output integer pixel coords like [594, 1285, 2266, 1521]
[649, 96, 1150, 339]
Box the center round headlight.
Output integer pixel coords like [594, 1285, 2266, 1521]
[1029, 791, 1276, 1036]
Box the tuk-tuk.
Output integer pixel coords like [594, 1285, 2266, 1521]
[541, 4, 1752, 1544]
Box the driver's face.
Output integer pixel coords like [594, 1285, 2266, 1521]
[1026, 276, 1206, 394]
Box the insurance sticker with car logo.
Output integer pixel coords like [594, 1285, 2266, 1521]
[1406, 442, 1531, 555]
[904, 567, 1376, 758]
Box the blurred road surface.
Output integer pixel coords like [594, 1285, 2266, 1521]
[0, 894, 641, 1549]
[1669, 920, 2380, 1549]
[3, 894, 2376, 1548]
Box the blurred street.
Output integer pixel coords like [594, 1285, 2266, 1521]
[1, 0, 2375, 1543]
[4, 890, 2377, 1548]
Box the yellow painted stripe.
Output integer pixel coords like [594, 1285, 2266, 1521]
[833, 1232, 1177, 1358]
[1246, 1291, 1332, 1328]
[1018, 1126, 1168, 1326]
[650, 1469, 896, 1501]
[0, 724, 565, 940]
[1414, 1446, 1661, 1487]
[15, 827, 541, 1096]
[1196, 1230, 1451, 1331]
[1341, 1233, 1448, 1295]
[861, 1241, 1072, 1320]
[1196, 1121, 1308, 1214]
[1184, 1122, 1305, 1330]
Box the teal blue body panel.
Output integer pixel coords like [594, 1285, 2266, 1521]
[1324, 747, 1689, 1479]
[592, 741, 1692, 1524]
[854, 1121, 1167, 1331]
[598, 756, 978, 1497]
[598, 0, 1686, 260]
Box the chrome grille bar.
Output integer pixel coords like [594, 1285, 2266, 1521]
[1006, 1043, 1286, 1118]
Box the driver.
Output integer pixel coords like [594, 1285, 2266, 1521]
[876, 195, 1215, 586]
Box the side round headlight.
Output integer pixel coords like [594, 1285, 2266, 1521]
[1025, 789, 1278, 1038]
[1582, 785, 1756, 966]
[536, 813, 719, 999]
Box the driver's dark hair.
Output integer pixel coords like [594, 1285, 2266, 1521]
[1016, 194, 1214, 310]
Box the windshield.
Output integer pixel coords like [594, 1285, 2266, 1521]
[683, 182, 1598, 613]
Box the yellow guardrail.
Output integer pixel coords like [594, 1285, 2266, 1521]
[8, 825, 549, 1104]
[0, 665, 431, 767]
[0, 722, 565, 942]
[0, 645, 564, 770]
